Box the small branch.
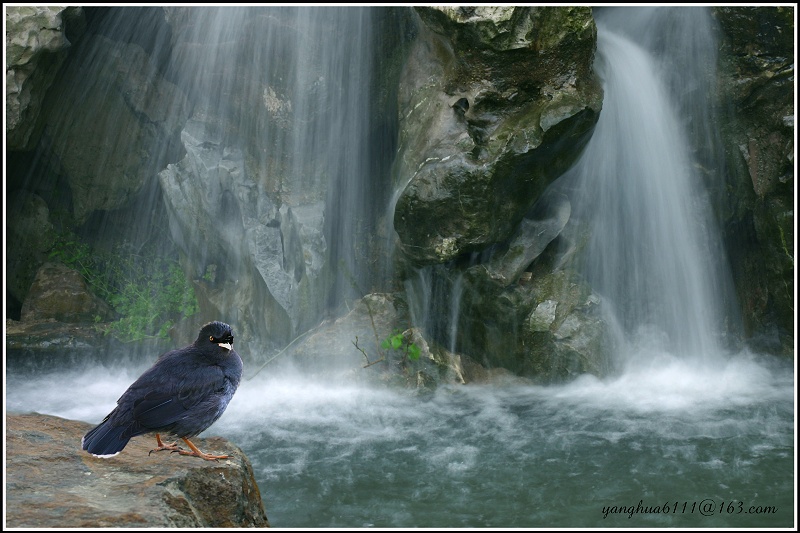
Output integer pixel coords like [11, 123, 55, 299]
[247, 327, 317, 380]
[352, 336, 369, 362]
[363, 357, 386, 368]
[339, 260, 391, 369]
[353, 336, 385, 368]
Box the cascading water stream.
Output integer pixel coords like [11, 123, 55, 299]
[402, 263, 471, 356]
[562, 7, 736, 364]
[134, 7, 384, 339]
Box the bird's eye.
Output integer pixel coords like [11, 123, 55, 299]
[209, 336, 215, 342]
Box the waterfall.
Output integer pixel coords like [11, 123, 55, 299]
[396, 7, 739, 369]
[563, 7, 737, 362]
[162, 6, 383, 317]
[65, 7, 390, 344]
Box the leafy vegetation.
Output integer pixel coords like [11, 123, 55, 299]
[353, 328, 422, 368]
[48, 231, 199, 342]
[339, 258, 423, 366]
[381, 329, 422, 361]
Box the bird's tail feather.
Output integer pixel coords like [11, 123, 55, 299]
[82, 420, 132, 458]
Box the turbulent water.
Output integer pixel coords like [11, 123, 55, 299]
[5, 351, 794, 528]
[4, 6, 795, 529]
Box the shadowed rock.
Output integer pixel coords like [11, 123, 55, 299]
[484, 191, 571, 285]
[5, 6, 85, 150]
[20, 262, 114, 323]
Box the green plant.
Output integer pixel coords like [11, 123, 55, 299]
[103, 259, 199, 341]
[48, 232, 199, 342]
[381, 329, 422, 361]
[352, 328, 422, 368]
[48, 233, 114, 301]
[338, 258, 422, 367]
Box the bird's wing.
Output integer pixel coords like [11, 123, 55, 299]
[130, 363, 226, 430]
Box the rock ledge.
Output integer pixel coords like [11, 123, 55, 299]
[6, 413, 269, 528]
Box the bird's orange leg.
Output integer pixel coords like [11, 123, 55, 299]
[149, 433, 183, 455]
[176, 437, 231, 461]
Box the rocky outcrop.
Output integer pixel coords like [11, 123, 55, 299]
[6, 318, 117, 360]
[287, 293, 407, 378]
[6, 413, 269, 528]
[384, 6, 611, 381]
[287, 292, 471, 388]
[392, 6, 602, 266]
[157, 116, 320, 346]
[155, 7, 410, 348]
[21, 262, 114, 323]
[5, 191, 56, 310]
[452, 253, 613, 382]
[38, 29, 191, 224]
[713, 6, 794, 355]
[5, 6, 85, 151]
[283, 291, 539, 388]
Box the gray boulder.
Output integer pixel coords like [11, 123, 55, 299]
[158, 115, 330, 349]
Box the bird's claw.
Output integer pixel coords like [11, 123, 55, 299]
[176, 449, 230, 461]
[149, 444, 184, 456]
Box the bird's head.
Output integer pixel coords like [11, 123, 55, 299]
[197, 321, 234, 351]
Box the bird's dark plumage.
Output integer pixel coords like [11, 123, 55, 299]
[82, 321, 243, 460]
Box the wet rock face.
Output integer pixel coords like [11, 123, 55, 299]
[21, 262, 114, 323]
[6, 413, 269, 528]
[156, 7, 403, 349]
[456, 261, 613, 383]
[39, 30, 191, 224]
[385, 7, 611, 381]
[392, 6, 602, 266]
[713, 6, 794, 354]
[157, 115, 332, 352]
[5, 191, 56, 310]
[5, 6, 85, 151]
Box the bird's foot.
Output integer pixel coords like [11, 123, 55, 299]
[179, 437, 231, 461]
[176, 449, 230, 461]
[149, 444, 184, 455]
[149, 433, 183, 456]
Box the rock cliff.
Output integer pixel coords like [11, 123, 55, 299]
[713, 6, 794, 355]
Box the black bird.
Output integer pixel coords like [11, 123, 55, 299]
[81, 321, 243, 461]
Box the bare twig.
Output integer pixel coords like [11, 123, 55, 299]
[247, 327, 316, 380]
[339, 259, 389, 367]
[363, 357, 386, 368]
[353, 336, 386, 368]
